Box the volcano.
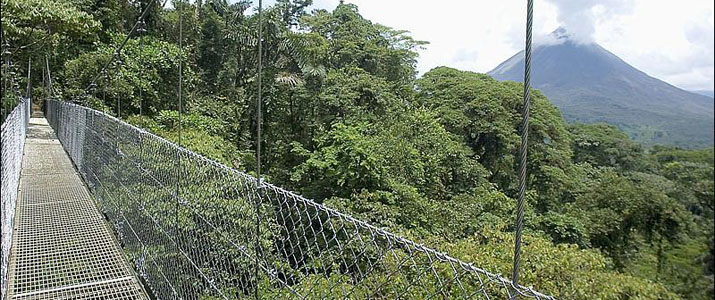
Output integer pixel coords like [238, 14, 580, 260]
[488, 29, 714, 148]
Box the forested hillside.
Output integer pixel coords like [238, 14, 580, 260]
[2, 0, 713, 298]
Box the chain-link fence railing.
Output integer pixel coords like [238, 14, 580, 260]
[46, 99, 554, 299]
[1, 97, 30, 300]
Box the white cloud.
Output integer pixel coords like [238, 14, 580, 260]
[595, 0, 714, 91]
[247, 0, 714, 91]
[546, 0, 635, 43]
[300, 0, 561, 75]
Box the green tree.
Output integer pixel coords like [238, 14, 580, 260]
[63, 35, 196, 116]
[301, 3, 427, 85]
[291, 109, 488, 234]
[2, 0, 101, 100]
[569, 123, 647, 171]
[416, 67, 573, 211]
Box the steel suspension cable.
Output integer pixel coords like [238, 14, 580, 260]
[256, 0, 263, 184]
[45, 55, 54, 98]
[255, 1, 264, 298]
[85, 0, 162, 93]
[512, 0, 533, 293]
[178, 2, 183, 146]
[116, 60, 121, 117]
[138, 19, 146, 116]
[41, 57, 45, 102]
[102, 69, 108, 114]
[175, 0, 185, 272]
[3, 41, 10, 117]
[25, 58, 31, 99]
[3, 41, 9, 91]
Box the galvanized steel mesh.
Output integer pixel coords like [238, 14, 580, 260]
[1, 98, 30, 300]
[46, 99, 554, 299]
[7, 115, 147, 300]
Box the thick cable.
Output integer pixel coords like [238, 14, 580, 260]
[45, 55, 54, 98]
[85, 0, 161, 92]
[41, 57, 45, 102]
[254, 0, 264, 298]
[178, 4, 182, 147]
[256, 0, 263, 183]
[175, 0, 184, 273]
[512, 0, 533, 292]
[25, 58, 31, 98]
[102, 69, 108, 114]
[116, 60, 120, 117]
[3, 42, 10, 117]
[138, 20, 146, 116]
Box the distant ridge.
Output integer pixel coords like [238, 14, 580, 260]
[690, 90, 714, 98]
[488, 28, 714, 148]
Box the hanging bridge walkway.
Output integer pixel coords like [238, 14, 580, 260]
[5, 113, 147, 300]
[1, 99, 555, 299]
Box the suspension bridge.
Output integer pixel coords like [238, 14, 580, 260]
[2, 101, 147, 299]
[0, 98, 555, 299]
[0, 0, 551, 299]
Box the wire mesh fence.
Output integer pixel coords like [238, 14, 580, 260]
[46, 99, 554, 299]
[1, 97, 30, 300]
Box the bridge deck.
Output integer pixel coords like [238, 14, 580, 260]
[6, 117, 147, 299]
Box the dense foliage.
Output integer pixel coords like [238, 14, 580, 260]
[3, 0, 713, 298]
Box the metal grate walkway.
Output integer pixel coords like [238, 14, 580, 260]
[6, 117, 147, 300]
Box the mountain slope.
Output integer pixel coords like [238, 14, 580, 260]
[488, 35, 714, 148]
[690, 90, 714, 98]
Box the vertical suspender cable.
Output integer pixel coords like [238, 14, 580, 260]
[102, 69, 108, 114]
[138, 19, 146, 116]
[512, 0, 533, 294]
[116, 60, 120, 117]
[45, 55, 53, 98]
[178, 2, 183, 146]
[175, 0, 184, 261]
[42, 57, 46, 101]
[3, 41, 10, 118]
[254, 0, 264, 298]
[84, 0, 159, 93]
[26, 58, 31, 99]
[27, 59, 31, 117]
[256, 0, 263, 182]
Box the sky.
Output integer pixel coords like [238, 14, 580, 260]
[253, 0, 714, 92]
